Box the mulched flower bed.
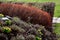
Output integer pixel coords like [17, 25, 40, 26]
[0, 14, 57, 40]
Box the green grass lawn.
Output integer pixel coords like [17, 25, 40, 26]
[54, 23, 60, 35]
[54, 23, 60, 40]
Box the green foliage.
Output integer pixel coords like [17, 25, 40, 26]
[36, 36, 42, 40]
[2, 27, 11, 33]
[5, 20, 12, 25]
[38, 29, 43, 35]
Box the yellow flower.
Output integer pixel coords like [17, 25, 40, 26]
[0, 14, 4, 17]
[5, 20, 12, 25]
[2, 27, 11, 33]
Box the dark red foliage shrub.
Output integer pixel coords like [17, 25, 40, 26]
[0, 3, 52, 32]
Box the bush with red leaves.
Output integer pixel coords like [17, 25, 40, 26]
[0, 3, 52, 32]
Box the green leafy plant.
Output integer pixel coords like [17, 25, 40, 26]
[38, 29, 43, 35]
[5, 20, 12, 25]
[36, 36, 42, 40]
[0, 14, 4, 18]
[2, 27, 11, 33]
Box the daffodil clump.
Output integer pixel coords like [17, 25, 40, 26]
[0, 14, 12, 33]
[0, 13, 12, 26]
[5, 20, 12, 26]
[2, 27, 11, 33]
[0, 14, 4, 18]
